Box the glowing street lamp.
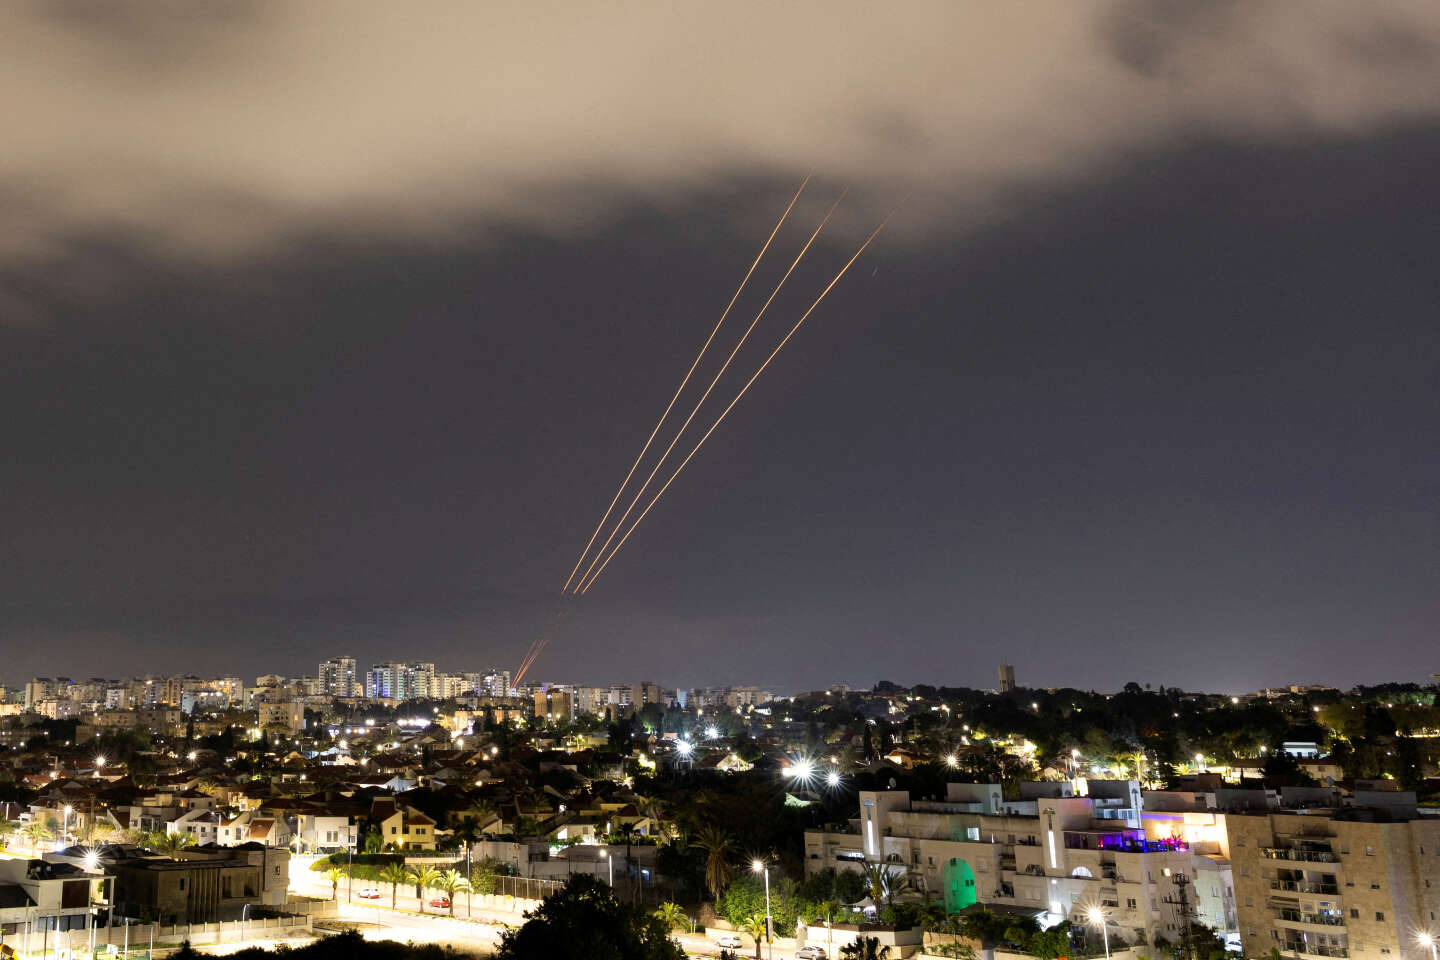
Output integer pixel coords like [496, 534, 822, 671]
[752, 860, 772, 960]
[599, 850, 613, 886]
[1418, 933, 1437, 960]
[826, 770, 841, 788]
[705, 725, 720, 740]
[1087, 907, 1111, 959]
[675, 740, 693, 757]
[945, 754, 958, 768]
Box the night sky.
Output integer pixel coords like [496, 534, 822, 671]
[3, 3, 1438, 692]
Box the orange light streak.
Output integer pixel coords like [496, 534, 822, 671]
[558, 177, 811, 593]
[577, 210, 896, 594]
[570, 190, 847, 594]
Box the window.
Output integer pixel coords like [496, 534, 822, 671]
[1350, 909, 1359, 919]
[1375, 912, 1385, 922]
[179, 878, 186, 890]
[1245, 897, 1253, 908]
[1371, 883, 1381, 890]
[1345, 881, 1355, 887]
[1365, 845, 1375, 856]
[1128, 899, 1137, 910]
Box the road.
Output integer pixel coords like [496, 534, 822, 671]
[291, 866, 811, 959]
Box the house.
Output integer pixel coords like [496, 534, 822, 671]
[216, 811, 293, 848]
[0, 858, 110, 937]
[168, 809, 223, 846]
[370, 798, 436, 851]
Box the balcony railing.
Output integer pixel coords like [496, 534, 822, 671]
[1264, 848, 1339, 863]
[1271, 880, 1339, 895]
[1280, 944, 1348, 958]
[1278, 910, 1346, 927]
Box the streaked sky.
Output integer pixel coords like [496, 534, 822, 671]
[3, 2, 1438, 691]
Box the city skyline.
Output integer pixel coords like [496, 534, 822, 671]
[4, 4, 1439, 692]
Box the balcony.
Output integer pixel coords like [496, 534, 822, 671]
[1277, 910, 1346, 928]
[1280, 944, 1348, 959]
[1264, 848, 1339, 864]
[1271, 880, 1339, 896]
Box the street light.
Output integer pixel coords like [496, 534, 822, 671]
[1418, 932, 1437, 960]
[63, 806, 72, 848]
[1087, 907, 1111, 959]
[600, 850, 612, 887]
[752, 860, 772, 960]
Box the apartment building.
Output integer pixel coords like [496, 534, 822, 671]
[318, 657, 357, 698]
[805, 781, 1235, 948]
[1229, 792, 1440, 960]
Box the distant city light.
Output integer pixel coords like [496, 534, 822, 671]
[676, 740, 693, 757]
[945, 754, 958, 768]
[705, 726, 720, 740]
[826, 771, 841, 788]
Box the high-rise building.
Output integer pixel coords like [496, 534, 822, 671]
[364, 662, 436, 700]
[999, 664, 1016, 693]
[318, 657, 357, 699]
[479, 669, 512, 698]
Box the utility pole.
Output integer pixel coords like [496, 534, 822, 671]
[1162, 868, 1194, 960]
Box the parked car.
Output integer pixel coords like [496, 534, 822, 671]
[714, 934, 744, 949]
[356, 887, 382, 900]
[796, 948, 827, 959]
[429, 896, 451, 908]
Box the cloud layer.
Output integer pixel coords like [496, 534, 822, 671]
[4, 0, 1440, 267]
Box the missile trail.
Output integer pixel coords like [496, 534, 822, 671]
[576, 210, 897, 595]
[558, 177, 811, 594]
[569, 190, 847, 594]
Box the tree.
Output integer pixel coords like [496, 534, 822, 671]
[738, 913, 768, 960]
[324, 865, 347, 901]
[409, 866, 442, 913]
[145, 830, 197, 860]
[434, 869, 470, 917]
[862, 863, 904, 906]
[0, 819, 18, 848]
[653, 901, 690, 932]
[21, 819, 53, 849]
[840, 935, 892, 959]
[362, 829, 384, 854]
[495, 874, 685, 960]
[692, 825, 734, 900]
[379, 863, 409, 910]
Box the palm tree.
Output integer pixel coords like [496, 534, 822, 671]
[862, 863, 903, 906]
[840, 936, 892, 959]
[379, 863, 409, 909]
[433, 869, 470, 917]
[324, 865, 346, 900]
[692, 825, 734, 900]
[409, 865, 442, 913]
[654, 901, 690, 932]
[739, 913, 768, 960]
[143, 830, 196, 860]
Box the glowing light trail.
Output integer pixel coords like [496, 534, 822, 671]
[558, 177, 811, 593]
[576, 210, 896, 594]
[570, 190, 847, 594]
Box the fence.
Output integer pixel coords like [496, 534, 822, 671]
[78, 914, 314, 955]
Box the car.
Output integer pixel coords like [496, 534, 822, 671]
[714, 935, 744, 949]
[796, 948, 827, 959]
[429, 896, 451, 908]
[356, 887, 382, 899]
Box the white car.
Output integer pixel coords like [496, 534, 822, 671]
[795, 949, 827, 960]
[356, 887, 382, 899]
[714, 934, 744, 949]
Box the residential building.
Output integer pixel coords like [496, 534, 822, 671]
[257, 699, 304, 735]
[805, 781, 1234, 948]
[999, 664, 1017, 693]
[1229, 793, 1440, 960]
[371, 798, 437, 851]
[0, 859, 110, 936]
[318, 657, 356, 699]
[535, 687, 575, 722]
